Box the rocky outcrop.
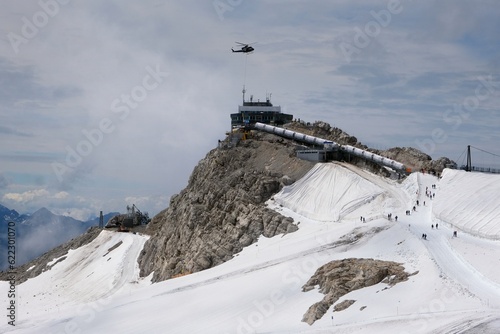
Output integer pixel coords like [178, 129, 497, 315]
[333, 299, 356, 312]
[301, 258, 417, 325]
[379, 147, 455, 174]
[138, 133, 315, 282]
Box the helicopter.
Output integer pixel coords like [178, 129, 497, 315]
[231, 42, 255, 53]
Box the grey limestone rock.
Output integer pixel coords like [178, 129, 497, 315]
[301, 258, 417, 325]
[138, 133, 314, 282]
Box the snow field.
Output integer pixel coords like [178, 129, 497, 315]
[1, 164, 500, 333]
[273, 163, 412, 222]
[0, 231, 149, 325]
[434, 168, 500, 239]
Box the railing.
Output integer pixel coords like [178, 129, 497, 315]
[469, 166, 500, 174]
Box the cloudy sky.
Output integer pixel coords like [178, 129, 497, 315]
[1, 0, 499, 219]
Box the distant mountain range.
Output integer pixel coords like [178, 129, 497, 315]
[0, 204, 118, 271]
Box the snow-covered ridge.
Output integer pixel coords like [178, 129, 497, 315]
[434, 169, 500, 239]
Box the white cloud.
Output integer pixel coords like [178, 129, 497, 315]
[3, 189, 50, 203]
[54, 191, 69, 199]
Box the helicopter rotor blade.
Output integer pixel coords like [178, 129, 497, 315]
[235, 42, 257, 46]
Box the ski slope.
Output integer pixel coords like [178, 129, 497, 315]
[1, 164, 500, 333]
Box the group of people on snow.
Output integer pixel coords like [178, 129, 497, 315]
[387, 213, 397, 221]
[365, 182, 459, 240]
[425, 186, 435, 200]
[402, 184, 460, 240]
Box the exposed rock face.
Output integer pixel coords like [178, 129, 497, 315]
[138, 133, 315, 282]
[333, 299, 356, 312]
[379, 147, 455, 174]
[301, 258, 417, 325]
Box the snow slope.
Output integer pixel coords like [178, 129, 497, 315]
[433, 168, 500, 239]
[4, 231, 149, 324]
[1, 165, 500, 333]
[273, 163, 412, 222]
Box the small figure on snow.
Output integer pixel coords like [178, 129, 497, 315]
[431, 224, 434, 229]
